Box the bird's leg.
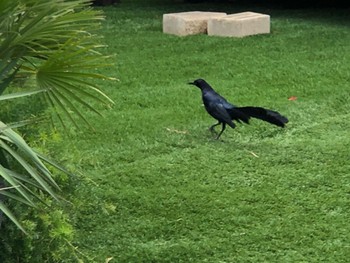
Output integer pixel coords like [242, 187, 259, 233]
[209, 121, 221, 134]
[216, 123, 226, 140]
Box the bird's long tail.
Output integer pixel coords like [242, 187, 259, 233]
[235, 106, 288, 127]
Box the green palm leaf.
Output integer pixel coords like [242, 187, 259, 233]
[1, 0, 114, 125]
[0, 122, 60, 196]
[0, 200, 26, 233]
[0, 121, 66, 230]
[0, 89, 46, 100]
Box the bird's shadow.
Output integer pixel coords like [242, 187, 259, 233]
[203, 125, 288, 144]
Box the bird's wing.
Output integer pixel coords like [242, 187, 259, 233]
[207, 101, 235, 127]
[214, 95, 250, 124]
[216, 94, 235, 109]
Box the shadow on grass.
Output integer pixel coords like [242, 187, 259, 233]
[144, 0, 350, 27]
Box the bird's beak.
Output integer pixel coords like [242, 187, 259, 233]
[188, 82, 195, 85]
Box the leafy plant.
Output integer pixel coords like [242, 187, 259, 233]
[0, 0, 114, 230]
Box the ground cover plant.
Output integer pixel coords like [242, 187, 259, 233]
[9, 0, 350, 262]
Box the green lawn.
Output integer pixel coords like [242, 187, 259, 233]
[46, 1, 350, 262]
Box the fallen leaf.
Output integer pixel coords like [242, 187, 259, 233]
[288, 96, 297, 101]
[105, 257, 113, 263]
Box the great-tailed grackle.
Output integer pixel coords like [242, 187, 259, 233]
[189, 79, 288, 139]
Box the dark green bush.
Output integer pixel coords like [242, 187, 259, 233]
[0, 195, 78, 263]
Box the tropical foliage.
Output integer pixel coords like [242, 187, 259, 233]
[0, 0, 113, 231]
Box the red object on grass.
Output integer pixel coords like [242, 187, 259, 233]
[288, 96, 297, 101]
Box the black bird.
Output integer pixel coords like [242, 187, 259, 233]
[189, 79, 288, 139]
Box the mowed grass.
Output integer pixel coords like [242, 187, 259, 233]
[44, 1, 350, 262]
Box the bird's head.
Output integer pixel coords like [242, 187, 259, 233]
[188, 79, 208, 89]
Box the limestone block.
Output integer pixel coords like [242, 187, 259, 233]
[207, 12, 270, 37]
[163, 11, 227, 36]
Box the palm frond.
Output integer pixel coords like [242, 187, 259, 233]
[1, 0, 114, 128]
[0, 120, 64, 231]
[0, 200, 26, 233]
[0, 89, 46, 101]
[0, 121, 60, 189]
[0, 164, 36, 207]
